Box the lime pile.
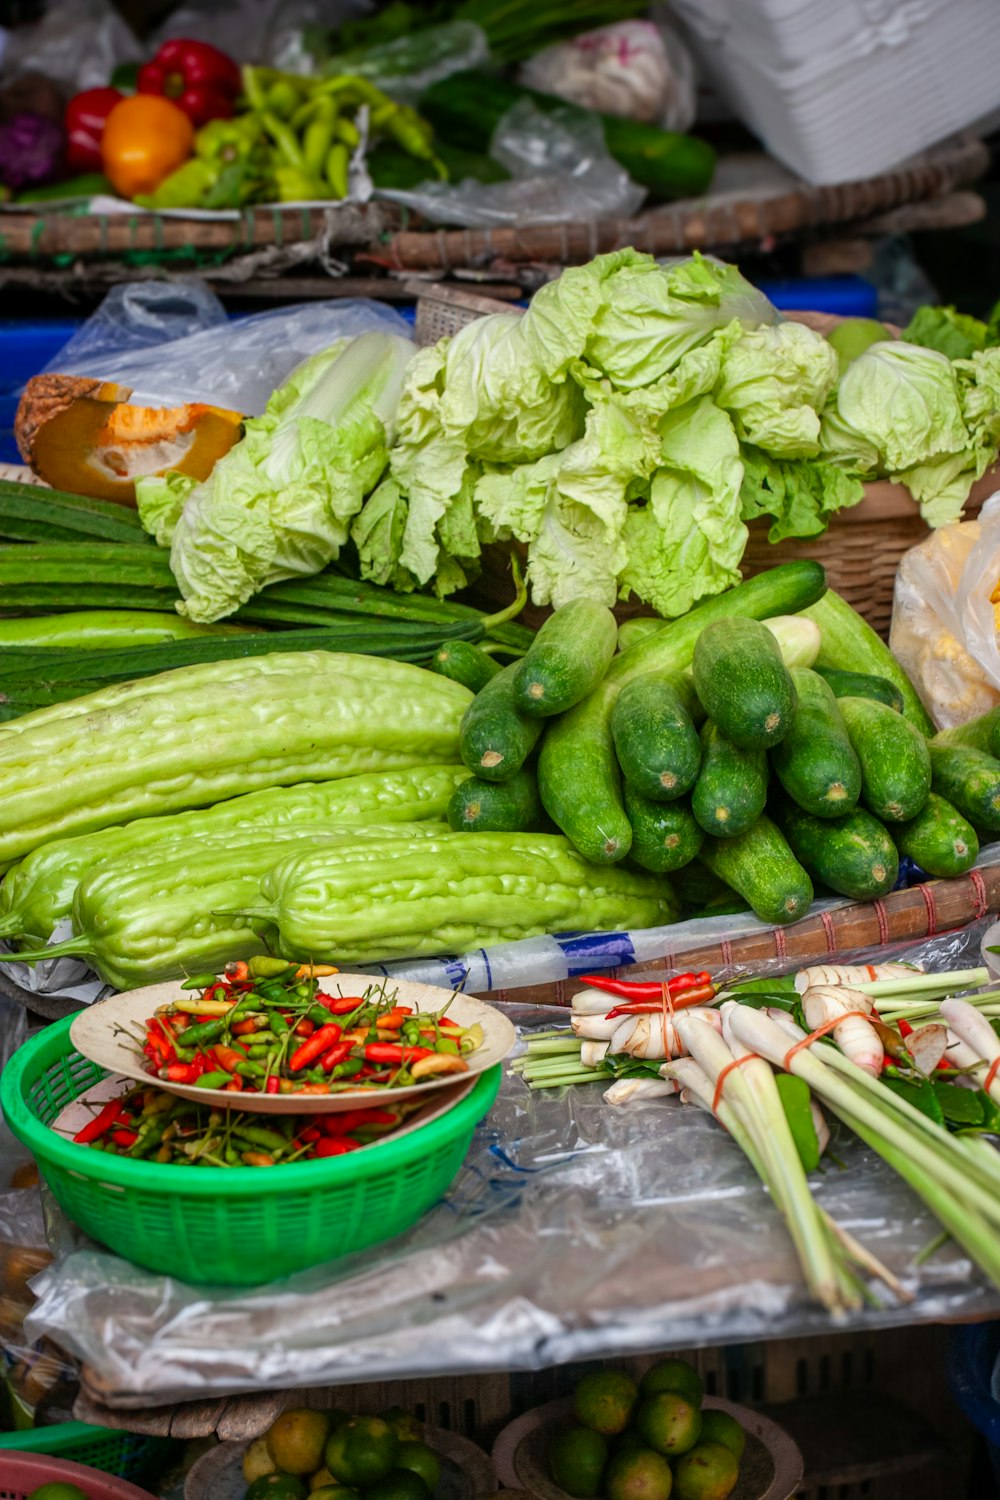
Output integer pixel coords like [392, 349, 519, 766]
[243, 1407, 441, 1500]
[26, 1486, 90, 1500]
[548, 1361, 746, 1500]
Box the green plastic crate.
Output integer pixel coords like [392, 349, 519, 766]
[0, 1421, 175, 1484]
[1, 1017, 501, 1287]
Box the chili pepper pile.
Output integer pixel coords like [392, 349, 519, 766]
[72, 1084, 418, 1166]
[138, 955, 482, 1096]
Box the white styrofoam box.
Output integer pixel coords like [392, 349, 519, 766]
[670, 0, 1000, 185]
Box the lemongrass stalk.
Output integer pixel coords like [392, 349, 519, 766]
[676, 1012, 845, 1311]
[523, 1029, 577, 1042]
[527, 1070, 605, 1089]
[580, 1040, 610, 1068]
[521, 1038, 586, 1057]
[603, 1077, 677, 1105]
[940, 998, 1000, 1106]
[852, 968, 989, 1000]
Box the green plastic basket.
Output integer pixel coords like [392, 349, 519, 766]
[0, 1421, 176, 1485]
[0, 1018, 501, 1287]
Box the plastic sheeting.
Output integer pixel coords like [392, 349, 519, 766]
[21, 922, 1000, 1404]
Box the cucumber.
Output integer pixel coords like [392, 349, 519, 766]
[431, 639, 502, 693]
[512, 599, 617, 717]
[459, 662, 544, 782]
[691, 721, 768, 838]
[770, 668, 861, 817]
[814, 666, 905, 715]
[894, 792, 979, 877]
[933, 707, 1000, 758]
[624, 787, 704, 873]
[692, 617, 796, 749]
[447, 769, 542, 833]
[536, 562, 827, 863]
[837, 696, 931, 822]
[538, 705, 632, 863]
[928, 744, 1000, 832]
[802, 589, 934, 734]
[773, 798, 898, 900]
[617, 617, 664, 652]
[700, 815, 813, 925]
[611, 673, 702, 802]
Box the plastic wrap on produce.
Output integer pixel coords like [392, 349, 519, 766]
[42, 284, 414, 414]
[23, 923, 1000, 1403]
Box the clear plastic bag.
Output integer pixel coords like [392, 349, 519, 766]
[0, 0, 141, 93]
[326, 21, 490, 105]
[518, 19, 698, 132]
[42, 285, 414, 414]
[890, 493, 1000, 729]
[150, 0, 366, 69]
[380, 97, 645, 228]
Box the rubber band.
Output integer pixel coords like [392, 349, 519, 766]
[774, 927, 787, 960]
[872, 898, 889, 944]
[917, 881, 938, 935]
[783, 1010, 872, 1070]
[969, 867, 988, 920]
[984, 1056, 1000, 1094]
[819, 910, 837, 952]
[712, 1052, 760, 1115]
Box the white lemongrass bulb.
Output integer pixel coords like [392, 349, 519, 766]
[940, 999, 1000, 1102]
[580, 1040, 610, 1068]
[571, 988, 617, 1014]
[610, 1016, 640, 1055]
[794, 962, 919, 995]
[729, 1005, 807, 1069]
[943, 1028, 986, 1073]
[571, 1013, 621, 1040]
[603, 1077, 678, 1106]
[662, 1056, 715, 1112]
[801, 986, 883, 1077]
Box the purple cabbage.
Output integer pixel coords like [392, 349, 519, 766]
[0, 112, 65, 190]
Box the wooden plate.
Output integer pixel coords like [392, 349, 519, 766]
[184, 1425, 497, 1500]
[492, 1396, 804, 1500]
[69, 974, 516, 1115]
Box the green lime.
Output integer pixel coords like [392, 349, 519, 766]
[395, 1439, 441, 1493]
[672, 1441, 740, 1500]
[310, 1490, 364, 1500]
[26, 1487, 90, 1500]
[381, 1405, 424, 1442]
[697, 1411, 745, 1460]
[326, 1415, 400, 1487]
[604, 1446, 673, 1500]
[572, 1369, 638, 1436]
[548, 1424, 607, 1497]
[245, 1477, 308, 1500]
[636, 1394, 702, 1457]
[639, 1360, 703, 1408]
[267, 1409, 332, 1475]
[366, 1469, 432, 1500]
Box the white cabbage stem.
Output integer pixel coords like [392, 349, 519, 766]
[940, 998, 1000, 1104]
[801, 985, 883, 1076]
[603, 1077, 678, 1106]
[795, 962, 919, 994]
[580, 1040, 610, 1069]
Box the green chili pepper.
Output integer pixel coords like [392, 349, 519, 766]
[234, 1060, 267, 1079]
[332, 1058, 365, 1078]
[196, 117, 262, 165]
[134, 158, 220, 211]
[181, 972, 219, 990]
[325, 142, 350, 199]
[266, 79, 303, 118]
[241, 65, 269, 112]
[437, 1038, 461, 1055]
[250, 956, 297, 980]
[307, 1003, 337, 1026]
[196, 1071, 233, 1089]
[262, 110, 306, 169]
[269, 1012, 290, 1037]
[180, 1017, 228, 1047]
[235, 1124, 290, 1153]
[334, 116, 360, 148]
[304, 98, 338, 177]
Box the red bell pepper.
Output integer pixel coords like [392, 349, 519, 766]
[137, 38, 241, 127]
[65, 87, 123, 173]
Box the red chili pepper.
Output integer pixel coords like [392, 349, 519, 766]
[137, 38, 241, 126]
[320, 1042, 354, 1073]
[579, 971, 714, 1002]
[73, 1099, 123, 1144]
[317, 995, 370, 1015]
[438, 1016, 461, 1030]
[363, 1043, 434, 1065]
[111, 1129, 139, 1148]
[265, 1076, 280, 1095]
[293, 1018, 315, 1037]
[299, 1126, 322, 1142]
[373, 1008, 410, 1031]
[605, 984, 717, 1018]
[213, 1044, 248, 1072]
[313, 1137, 360, 1158]
[64, 86, 123, 172]
[162, 1062, 200, 1084]
[289, 1023, 343, 1073]
[324, 1110, 397, 1135]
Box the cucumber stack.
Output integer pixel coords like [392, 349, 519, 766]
[452, 564, 989, 926]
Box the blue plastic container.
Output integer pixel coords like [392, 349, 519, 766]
[756, 275, 879, 319]
[0, 318, 83, 465]
[947, 1323, 1000, 1493]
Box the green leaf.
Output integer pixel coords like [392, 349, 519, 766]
[730, 990, 797, 1012]
[726, 975, 797, 996]
[882, 1075, 945, 1126]
[933, 1081, 985, 1126]
[776, 1073, 821, 1173]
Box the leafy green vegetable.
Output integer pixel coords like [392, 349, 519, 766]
[715, 321, 838, 458]
[882, 1074, 945, 1125]
[903, 304, 988, 361]
[740, 447, 865, 543]
[153, 333, 415, 622]
[933, 1082, 985, 1126]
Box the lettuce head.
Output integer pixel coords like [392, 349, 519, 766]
[715, 321, 838, 458]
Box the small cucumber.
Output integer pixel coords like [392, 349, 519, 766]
[770, 668, 861, 818]
[837, 696, 931, 822]
[814, 666, 905, 715]
[894, 792, 979, 877]
[447, 768, 542, 833]
[700, 815, 813, 925]
[611, 673, 702, 802]
[624, 787, 704, 873]
[933, 707, 1000, 759]
[617, 617, 664, 652]
[512, 599, 618, 717]
[928, 743, 1000, 832]
[773, 798, 898, 900]
[431, 639, 502, 693]
[691, 721, 768, 838]
[459, 662, 544, 782]
[538, 686, 632, 863]
[692, 616, 796, 749]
